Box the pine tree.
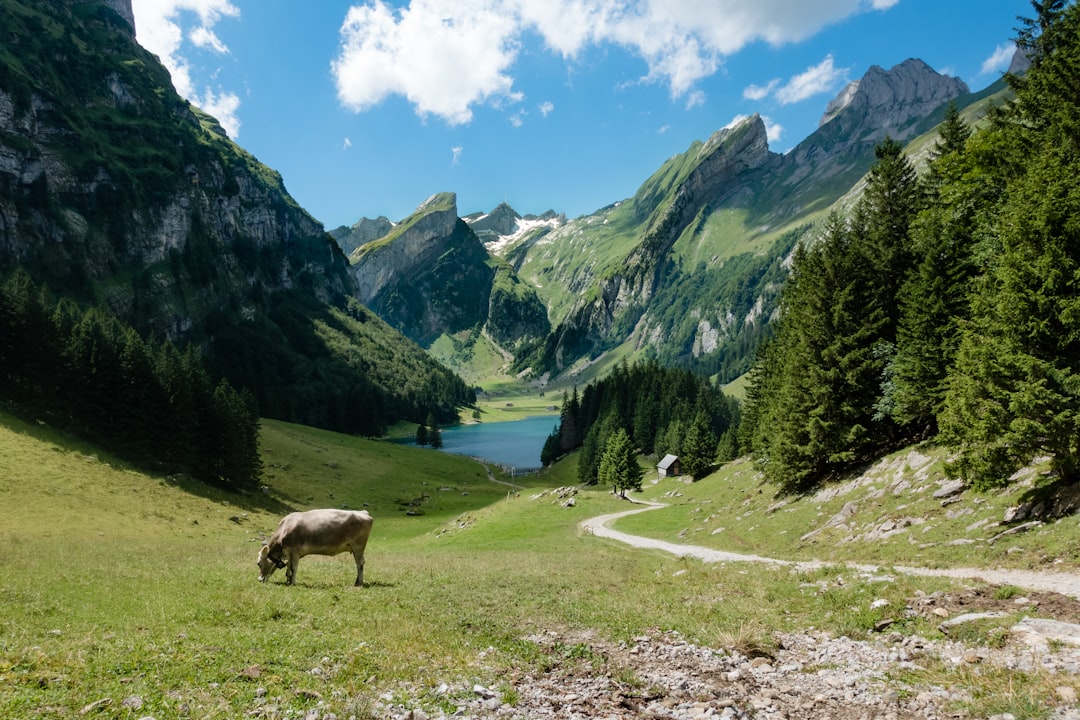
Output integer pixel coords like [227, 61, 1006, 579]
[940, 1, 1080, 487]
[682, 410, 717, 480]
[597, 427, 643, 497]
[558, 388, 581, 453]
[888, 112, 987, 434]
[415, 423, 429, 446]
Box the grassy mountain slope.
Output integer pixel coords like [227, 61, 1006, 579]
[508, 67, 1001, 384]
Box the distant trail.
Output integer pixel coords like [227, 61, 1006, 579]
[581, 502, 1080, 601]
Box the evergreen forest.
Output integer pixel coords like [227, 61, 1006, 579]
[543, 360, 741, 489]
[740, 0, 1080, 494]
[0, 270, 261, 489]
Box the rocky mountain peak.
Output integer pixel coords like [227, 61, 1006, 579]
[465, 202, 521, 239]
[819, 58, 968, 135]
[348, 192, 462, 303]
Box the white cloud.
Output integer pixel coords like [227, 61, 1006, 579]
[451, 145, 464, 165]
[762, 115, 783, 143]
[131, 0, 242, 137]
[333, 0, 521, 126]
[333, 0, 891, 124]
[685, 90, 706, 109]
[343, 137, 353, 149]
[775, 54, 847, 104]
[743, 79, 779, 101]
[980, 42, 1015, 76]
[539, 100, 555, 117]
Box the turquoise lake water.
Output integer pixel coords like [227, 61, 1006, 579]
[400, 416, 559, 471]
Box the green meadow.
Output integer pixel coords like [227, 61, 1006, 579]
[2, 410, 1076, 718]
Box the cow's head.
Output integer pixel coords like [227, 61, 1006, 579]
[257, 544, 285, 582]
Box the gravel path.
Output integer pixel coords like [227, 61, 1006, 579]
[581, 501, 1080, 601]
[367, 498, 1080, 720]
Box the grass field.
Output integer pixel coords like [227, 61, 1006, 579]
[1, 409, 1075, 718]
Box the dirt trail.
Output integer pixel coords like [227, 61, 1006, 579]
[582, 501, 1080, 600]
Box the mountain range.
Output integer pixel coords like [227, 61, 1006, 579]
[0, 0, 472, 433]
[0, 0, 1018, 432]
[338, 57, 1004, 387]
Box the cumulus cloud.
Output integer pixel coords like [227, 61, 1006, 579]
[762, 116, 783, 143]
[776, 55, 848, 104]
[539, 101, 555, 117]
[333, 0, 521, 126]
[743, 79, 779, 101]
[333, 0, 892, 124]
[980, 42, 1015, 76]
[131, 0, 242, 137]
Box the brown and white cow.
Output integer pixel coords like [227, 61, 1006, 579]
[257, 509, 373, 586]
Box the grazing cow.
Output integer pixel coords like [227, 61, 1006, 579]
[257, 509, 373, 586]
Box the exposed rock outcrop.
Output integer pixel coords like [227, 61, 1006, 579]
[330, 215, 394, 255]
[540, 115, 774, 370]
[818, 59, 968, 134]
[349, 192, 460, 304]
[346, 193, 549, 350]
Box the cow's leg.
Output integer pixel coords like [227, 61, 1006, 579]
[285, 552, 298, 585]
[352, 549, 365, 587]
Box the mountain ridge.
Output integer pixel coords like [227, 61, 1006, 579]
[0, 0, 474, 431]
[329, 57, 987, 385]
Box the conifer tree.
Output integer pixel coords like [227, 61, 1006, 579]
[940, 1, 1080, 487]
[887, 111, 985, 434]
[598, 427, 643, 497]
[682, 410, 717, 480]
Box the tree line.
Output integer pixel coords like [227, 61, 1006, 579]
[740, 1, 1080, 494]
[0, 270, 261, 490]
[543, 360, 741, 494]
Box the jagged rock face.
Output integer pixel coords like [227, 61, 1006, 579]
[0, 2, 353, 339]
[817, 59, 968, 140]
[101, 0, 135, 33]
[466, 202, 520, 239]
[347, 192, 549, 350]
[348, 192, 460, 304]
[330, 215, 394, 255]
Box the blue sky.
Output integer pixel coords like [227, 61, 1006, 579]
[130, 0, 1029, 229]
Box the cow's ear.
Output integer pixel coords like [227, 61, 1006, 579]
[258, 545, 269, 561]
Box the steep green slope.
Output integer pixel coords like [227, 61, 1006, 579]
[511, 61, 997, 384]
[0, 0, 473, 431]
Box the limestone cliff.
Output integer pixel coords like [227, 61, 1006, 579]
[346, 193, 548, 351]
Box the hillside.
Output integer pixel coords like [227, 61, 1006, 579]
[2, 408, 1079, 718]
[0, 0, 473, 432]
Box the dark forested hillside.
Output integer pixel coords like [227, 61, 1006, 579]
[0, 0, 474, 438]
[741, 0, 1080, 493]
[543, 360, 740, 489]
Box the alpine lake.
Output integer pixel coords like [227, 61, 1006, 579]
[395, 415, 559, 473]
